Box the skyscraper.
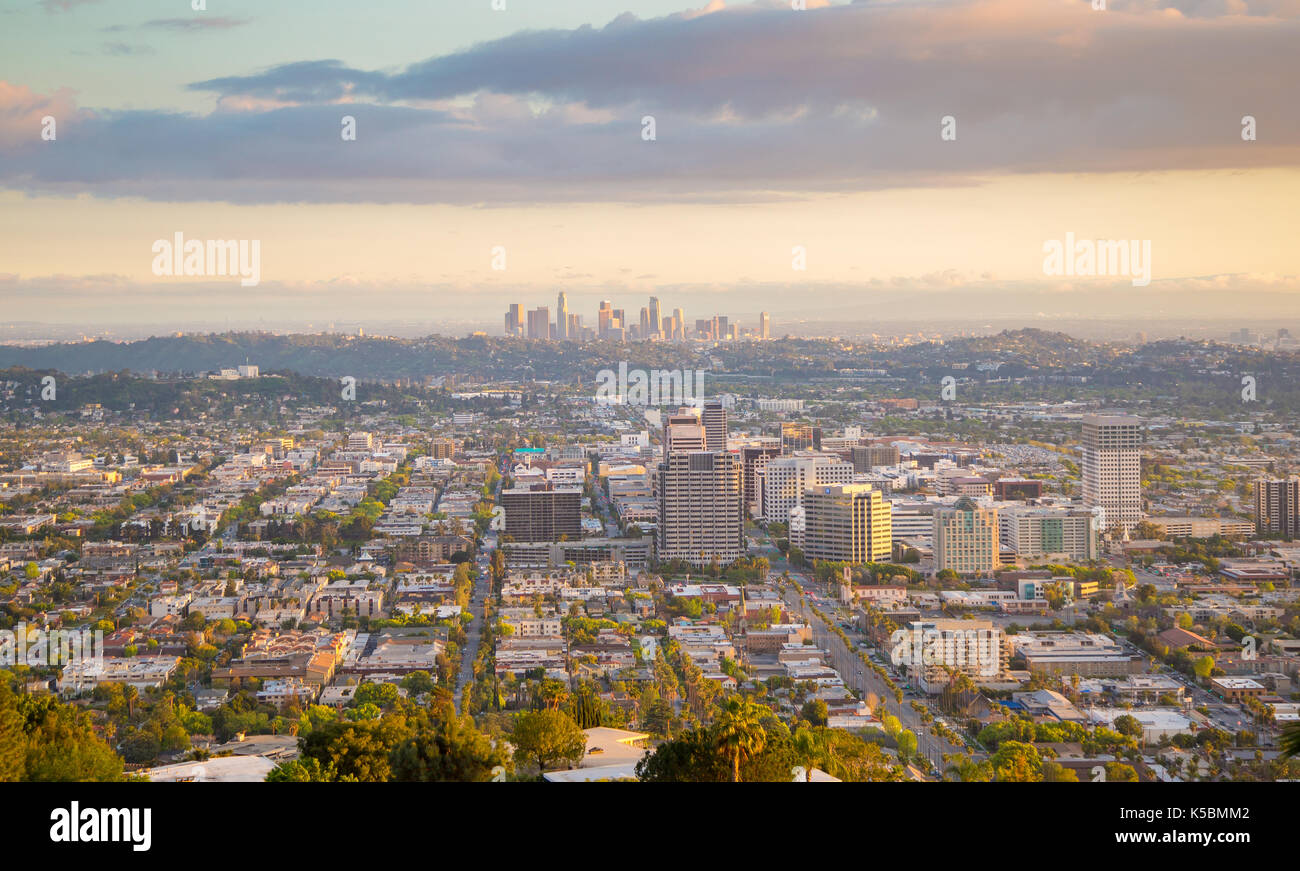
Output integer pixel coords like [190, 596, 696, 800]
[1255, 476, 1300, 538]
[1081, 414, 1143, 531]
[598, 300, 613, 336]
[556, 292, 568, 340]
[851, 444, 900, 472]
[664, 410, 705, 457]
[673, 308, 686, 340]
[801, 483, 892, 563]
[505, 303, 523, 336]
[740, 442, 781, 518]
[761, 453, 854, 524]
[702, 399, 727, 452]
[527, 306, 551, 340]
[649, 296, 662, 339]
[759, 311, 770, 340]
[657, 450, 743, 567]
[780, 422, 818, 453]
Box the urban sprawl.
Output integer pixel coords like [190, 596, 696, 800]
[2, 302, 1300, 783]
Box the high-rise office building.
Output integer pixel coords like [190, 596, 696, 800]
[780, 422, 820, 453]
[851, 444, 900, 472]
[801, 484, 892, 563]
[505, 303, 523, 336]
[556, 292, 568, 340]
[598, 300, 613, 336]
[639, 307, 651, 338]
[934, 498, 999, 575]
[1081, 414, 1143, 531]
[762, 453, 854, 524]
[702, 400, 727, 452]
[657, 450, 743, 567]
[1255, 476, 1300, 538]
[527, 306, 551, 340]
[759, 311, 770, 340]
[673, 308, 686, 340]
[664, 410, 705, 457]
[740, 442, 781, 518]
[649, 297, 662, 339]
[501, 484, 582, 542]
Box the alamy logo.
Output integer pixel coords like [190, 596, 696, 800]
[50, 802, 151, 852]
[595, 362, 705, 406]
[889, 626, 1000, 677]
[0, 622, 104, 668]
[1042, 232, 1151, 287]
[151, 232, 261, 287]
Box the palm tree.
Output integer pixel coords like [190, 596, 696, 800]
[714, 697, 767, 782]
[1282, 722, 1300, 759]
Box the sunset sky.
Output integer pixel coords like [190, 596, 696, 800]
[2, 0, 1298, 331]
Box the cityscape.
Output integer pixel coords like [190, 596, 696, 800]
[1, 0, 1297, 848]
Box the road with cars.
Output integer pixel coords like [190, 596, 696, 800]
[750, 528, 979, 771]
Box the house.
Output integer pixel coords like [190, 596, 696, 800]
[1156, 627, 1215, 652]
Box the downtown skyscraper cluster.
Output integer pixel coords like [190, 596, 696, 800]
[504, 296, 770, 342]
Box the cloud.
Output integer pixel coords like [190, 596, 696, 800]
[1, 0, 1297, 204]
[40, 0, 102, 12]
[143, 16, 251, 31]
[102, 41, 156, 56]
[0, 81, 88, 147]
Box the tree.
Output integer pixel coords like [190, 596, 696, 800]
[990, 740, 1042, 782]
[0, 682, 30, 780]
[896, 729, 918, 761]
[266, 756, 348, 782]
[510, 709, 586, 774]
[353, 682, 401, 710]
[399, 671, 436, 697]
[1193, 655, 1215, 680]
[714, 697, 767, 783]
[636, 722, 800, 783]
[297, 718, 408, 782]
[792, 727, 904, 782]
[390, 715, 511, 782]
[944, 753, 992, 782]
[800, 698, 828, 727]
[1113, 714, 1144, 739]
[4, 685, 125, 781]
[1042, 760, 1079, 782]
[1104, 761, 1140, 782]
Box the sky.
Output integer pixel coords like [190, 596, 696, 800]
[1, 0, 1298, 334]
